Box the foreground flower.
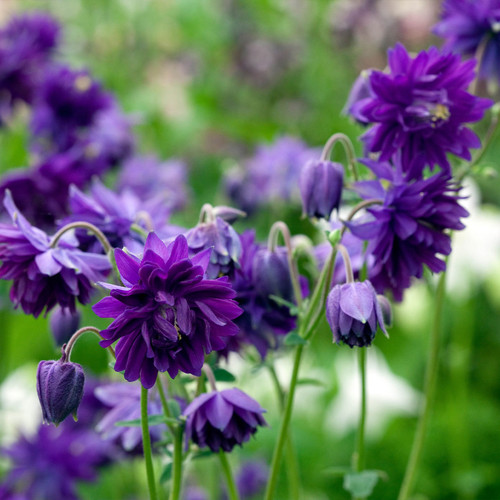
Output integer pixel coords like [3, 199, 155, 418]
[326, 281, 387, 347]
[347, 159, 469, 300]
[0, 191, 111, 317]
[183, 388, 267, 452]
[354, 43, 492, 174]
[94, 233, 242, 388]
[434, 0, 500, 82]
[36, 357, 85, 426]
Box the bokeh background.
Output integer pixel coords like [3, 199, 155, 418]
[0, 0, 500, 499]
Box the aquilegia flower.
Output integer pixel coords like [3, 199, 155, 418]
[434, 0, 500, 83]
[94, 233, 241, 388]
[182, 388, 267, 452]
[347, 158, 469, 300]
[0, 191, 111, 317]
[353, 43, 492, 174]
[326, 280, 387, 347]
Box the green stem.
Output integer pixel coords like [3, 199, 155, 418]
[268, 366, 301, 500]
[141, 386, 158, 500]
[352, 348, 368, 499]
[264, 344, 305, 500]
[50, 221, 112, 254]
[219, 450, 240, 500]
[156, 377, 176, 435]
[170, 426, 184, 500]
[397, 270, 447, 500]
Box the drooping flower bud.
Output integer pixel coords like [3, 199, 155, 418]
[299, 160, 344, 219]
[182, 388, 267, 452]
[49, 306, 81, 346]
[326, 280, 387, 347]
[36, 357, 85, 426]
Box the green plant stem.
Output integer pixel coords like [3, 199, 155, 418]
[268, 366, 301, 500]
[264, 344, 305, 500]
[219, 450, 240, 500]
[170, 427, 184, 500]
[141, 386, 158, 500]
[398, 270, 447, 500]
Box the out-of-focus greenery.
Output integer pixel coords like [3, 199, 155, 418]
[0, 0, 500, 499]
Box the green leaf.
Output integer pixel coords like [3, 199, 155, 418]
[343, 471, 379, 497]
[167, 399, 182, 419]
[269, 295, 299, 316]
[213, 367, 236, 382]
[284, 331, 308, 346]
[160, 462, 172, 483]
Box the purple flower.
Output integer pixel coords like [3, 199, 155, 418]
[117, 155, 189, 214]
[61, 180, 171, 253]
[186, 215, 242, 279]
[299, 160, 344, 219]
[49, 306, 81, 346]
[94, 382, 165, 452]
[93, 233, 242, 388]
[347, 159, 469, 300]
[354, 43, 492, 174]
[434, 0, 500, 82]
[0, 12, 60, 123]
[342, 69, 373, 124]
[221, 231, 297, 359]
[0, 191, 111, 317]
[236, 461, 269, 499]
[225, 136, 319, 214]
[37, 358, 85, 426]
[326, 280, 387, 347]
[182, 388, 267, 452]
[0, 423, 107, 500]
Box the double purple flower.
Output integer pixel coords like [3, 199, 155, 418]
[94, 233, 242, 388]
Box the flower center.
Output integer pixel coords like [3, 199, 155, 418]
[430, 103, 450, 127]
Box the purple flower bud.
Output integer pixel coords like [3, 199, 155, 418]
[36, 359, 85, 426]
[49, 306, 81, 346]
[252, 248, 293, 303]
[182, 388, 267, 453]
[299, 160, 344, 219]
[326, 280, 387, 347]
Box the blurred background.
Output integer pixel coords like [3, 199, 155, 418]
[0, 0, 499, 499]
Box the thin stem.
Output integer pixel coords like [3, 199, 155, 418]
[267, 365, 301, 500]
[50, 221, 112, 254]
[320, 132, 359, 181]
[202, 364, 218, 392]
[336, 243, 354, 283]
[398, 270, 447, 500]
[156, 377, 176, 435]
[352, 348, 367, 500]
[267, 221, 303, 308]
[264, 344, 305, 500]
[340, 199, 384, 237]
[63, 326, 115, 361]
[169, 426, 184, 500]
[219, 450, 240, 500]
[141, 386, 158, 500]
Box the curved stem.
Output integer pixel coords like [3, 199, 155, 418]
[202, 364, 218, 392]
[340, 199, 384, 237]
[397, 270, 447, 500]
[141, 386, 158, 500]
[219, 450, 240, 500]
[336, 243, 354, 284]
[169, 426, 184, 500]
[50, 221, 112, 254]
[320, 132, 359, 181]
[268, 221, 303, 308]
[264, 344, 305, 500]
[63, 326, 115, 361]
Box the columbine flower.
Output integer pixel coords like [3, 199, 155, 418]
[353, 43, 492, 175]
[0, 12, 60, 123]
[182, 388, 267, 452]
[347, 158, 469, 300]
[434, 0, 500, 83]
[235, 461, 269, 499]
[186, 214, 242, 279]
[326, 281, 387, 347]
[94, 382, 166, 452]
[49, 306, 81, 346]
[0, 191, 111, 317]
[36, 357, 85, 426]
[299, 160, 344, 219]
[93, 233, 241, 388]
